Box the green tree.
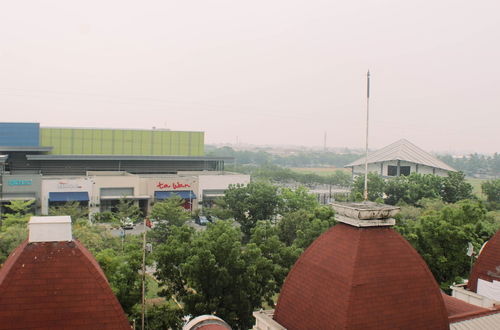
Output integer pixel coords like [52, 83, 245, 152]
[207, 197, 233, 220]
[155, 221, 275, 329]
[277, 206, 336, 248]
[384, 174, 443, 206]
[72, 219, 118, 254]
[250, 221, 302, 291]
[441, 171, 474, 203]
[396, 199, 498, 290]
[0, 200, 34, 264]
[278, 186, 319, 214]
[223, 182, 280, 238]
[140, 304, 183, 330]
[95, 235, 145, 315]
[351, 172, 386, 201]
[0, 225, 28, 264]
[482, 179, 500, 204]
[151, 196, 190, 227]
[114, 198, 142, 222]
[49, 201, 88, 222]
[149, 196, 191, 244]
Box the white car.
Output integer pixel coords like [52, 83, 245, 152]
[121, 218, 134, 230]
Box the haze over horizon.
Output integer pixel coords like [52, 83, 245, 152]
[1, 1, 499, 154]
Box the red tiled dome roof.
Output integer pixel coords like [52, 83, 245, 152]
[0, 240, 130, 329]
[468, 230, 500, 292]
[273, 223, 449, 329]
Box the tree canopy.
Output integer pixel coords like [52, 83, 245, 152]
[154, 221, 276, 329]
[223, 182, 281, 238]
[396, 199, 498, 290]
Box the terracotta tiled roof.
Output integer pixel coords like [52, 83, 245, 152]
[441, 292, 498, 323]
[196, 325, 230, 330]
[0, 240, 130, 329]
[273, 223, 449, 329]
[468, 230, 500, 293]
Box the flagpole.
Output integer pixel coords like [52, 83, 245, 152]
[364, 71, 370, 201]
[141, 217, 147, 330]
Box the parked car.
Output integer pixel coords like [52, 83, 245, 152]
[195, 215, 210, 226]
[121, 217, 134, 230]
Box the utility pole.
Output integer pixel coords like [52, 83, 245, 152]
[141, 218, 147, 330]
[323, 131, 327, 151]
[363, 71, 370, 201]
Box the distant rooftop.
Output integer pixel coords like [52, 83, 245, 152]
[346, 139, 456, 172]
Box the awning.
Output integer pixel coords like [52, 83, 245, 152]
[100, 195, 150, 200]
[49, 192, 89, 202]
[155, 191, 197, 200]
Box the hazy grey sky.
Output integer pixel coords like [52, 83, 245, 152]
[1, 1, 499, 154]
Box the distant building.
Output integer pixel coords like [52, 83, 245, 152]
[0, 122, 249, 216]
[0, 216, 131, 329]
[345, 139, 456, 178]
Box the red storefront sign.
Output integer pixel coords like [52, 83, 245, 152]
[156, 182, 191, 190]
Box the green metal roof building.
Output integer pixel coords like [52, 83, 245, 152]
[40, 127, 204, 156]
[0, 123, 229, 175]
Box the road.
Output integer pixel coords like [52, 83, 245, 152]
[109, 220, 206, 237]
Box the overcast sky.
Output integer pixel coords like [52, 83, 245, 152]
[0, 1, 499, 154]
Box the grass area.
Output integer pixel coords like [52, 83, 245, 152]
[489, 210, 500, 224]
[290, 167, 351, 176]
[467, 178, 486, 199]
[146, 274, 161, 299]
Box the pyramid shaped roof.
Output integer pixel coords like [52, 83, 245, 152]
[346, 139, 456, 172]
[273, 223, 449, 329]
[0, 240, 130, 329]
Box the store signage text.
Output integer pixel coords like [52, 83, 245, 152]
[8, 180, 32, 186]
[156, 182, 191, 190]
[58, 182, 83, 189]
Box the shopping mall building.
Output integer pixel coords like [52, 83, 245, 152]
[0, 123, 249, 216]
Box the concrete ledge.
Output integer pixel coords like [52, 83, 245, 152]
[253, 310, 286, 330]
[335, 214, 396, 227]
[451, 285, 498, 308]
[331, 201, 400, 220]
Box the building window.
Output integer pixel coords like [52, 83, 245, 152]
[400, 166, 411, 176]
[388, 165, 411, 176]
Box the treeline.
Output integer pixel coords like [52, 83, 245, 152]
[226, 164, 351, 187]
[206, 146, 360, 167]
[349, 172, 500, 211]
[437, 153, 500, 178]
[207, 145, 500, 178]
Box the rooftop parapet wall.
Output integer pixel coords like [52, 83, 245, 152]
[331, 201, 399, 227]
